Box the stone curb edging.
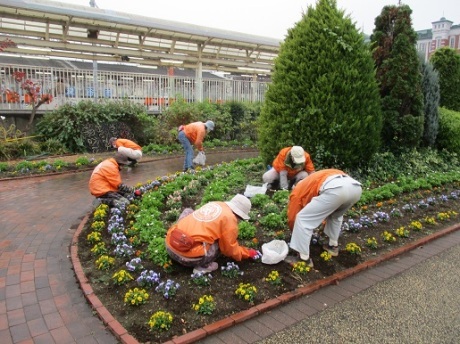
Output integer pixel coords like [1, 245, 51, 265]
[70, 213, 460, 344]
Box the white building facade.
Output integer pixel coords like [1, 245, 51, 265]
[417, 17, 460, 61]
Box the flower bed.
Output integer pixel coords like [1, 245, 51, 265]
[77, 158, 460, 343]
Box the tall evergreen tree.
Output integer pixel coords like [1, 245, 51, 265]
[419, 56, 440, 147]
[430, 47, 460, 112]
[257, 0, 382, 169]
[371, 4, 424, 151]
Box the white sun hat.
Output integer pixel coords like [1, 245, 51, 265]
[225, 194, 251, 220]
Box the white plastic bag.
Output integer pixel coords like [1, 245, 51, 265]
[243, 183, 268, 198]
[193, 151, 206, 166]
[261, 240, 289, 265]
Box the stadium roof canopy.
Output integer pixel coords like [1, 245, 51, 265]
[0, 0, 281, 75]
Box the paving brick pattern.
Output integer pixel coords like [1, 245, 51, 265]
[0, 151, 458, 344]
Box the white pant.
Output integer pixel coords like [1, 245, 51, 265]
[118, 146, 142, 161]
[289, 176, 362, 259]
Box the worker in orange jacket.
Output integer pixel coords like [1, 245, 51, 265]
[263, 146, 315, 190]
[165, 194, 259, 273]
[286, 169, 362, 267]
[89, 153, 138, 207]
[177, 120, 214, 172]
[109, 137, 142, 166]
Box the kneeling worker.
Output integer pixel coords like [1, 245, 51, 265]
[165, 194, 259, 273]
[89, 152, 138, 207]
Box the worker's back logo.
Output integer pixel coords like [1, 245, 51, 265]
[193, 202, 222, 222]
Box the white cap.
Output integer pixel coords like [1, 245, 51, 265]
[290, 146, 306, 164]
[225, 194, 251, 220]
[205, 120, 215, 131]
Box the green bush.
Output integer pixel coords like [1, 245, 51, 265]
[38, 138, 68, 155]
[430, 47, 460, 112]
[0, 162, 9, 172]
[258, 0, 382, 169]
[436, 107, 460, 155]
[157, 99, 259, 146]
[35, 99, 156, 153]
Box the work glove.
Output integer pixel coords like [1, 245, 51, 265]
[118, 183, 134, 196]
[248, 249, 261, 260]
[279, 170, 289, 190]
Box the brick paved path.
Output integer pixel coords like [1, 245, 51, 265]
[0, 151, 257, 343]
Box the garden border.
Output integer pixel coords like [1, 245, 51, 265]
[0, 148, 258, 182]
[70, 213, 460, 344]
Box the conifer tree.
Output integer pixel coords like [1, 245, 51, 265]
[430, 47, 460, 112]
[257, 0, 382, 169]
[371, 4, 424, 151]
[419, 56, 440, 147]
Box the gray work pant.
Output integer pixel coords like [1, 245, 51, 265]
[289, 175, 362, 259]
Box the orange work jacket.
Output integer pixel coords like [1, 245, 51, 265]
[272, 147, 315, 179]
[287, 169, 344, 230]
[88, 158, 122, 197]
[166, 202, 250, 260]
[182, 122, 207, 151]
[114, 139, 141, 151]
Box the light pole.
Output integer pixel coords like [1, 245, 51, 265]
[90, 0, 98, 100]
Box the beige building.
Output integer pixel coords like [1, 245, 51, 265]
[417, 17, 460, 61]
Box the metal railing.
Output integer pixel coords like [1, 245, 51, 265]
[0, 63, 269, 113]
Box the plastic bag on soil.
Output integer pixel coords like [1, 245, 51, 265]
[244, 183, 268, 198]
[261, 240, 289, 264]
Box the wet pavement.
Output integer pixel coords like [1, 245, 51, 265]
[1, 149, 459, 344]
[0, 150, 257, 344]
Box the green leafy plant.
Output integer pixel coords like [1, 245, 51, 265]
[75, 156, 91, 166]
[235, 283, 257, 303]
[250, 193, 270, 207]
[221, 262, 243, 278]
[87, 231, 101, 244]
[261, 201, 279, 215]
[320, 251, 332, 262]
[394, 226, 410, 238]
[95, 255, 115, 270]
[345, 242, 362, 255]
[112, 269, 134, 285]
[52, 159, 68, 170]
[124, 288, 149, 306]
[382, 230, 396, 243]
[93, 204, 109, 221]
[148, 311, 173, 331]
[292, 261, 311, 275]
[90, 242, 107, 256]
[238, 221, 257, 240]
[264, 270, 282, 286]
[365, 237, 378, 249]
[408, 221, 423, 231]
[259, 213, 285, 230]
[90, 221, 106, 232]
[191, 272, 212, 287]
[192, 295, 216, 315]
[15, 160, 34, 172]
[156, 280, 180, 299]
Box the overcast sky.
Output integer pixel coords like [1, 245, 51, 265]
[57, 0, 458, 39]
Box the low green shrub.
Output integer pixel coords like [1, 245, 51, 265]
[437, 107, 460, 155]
